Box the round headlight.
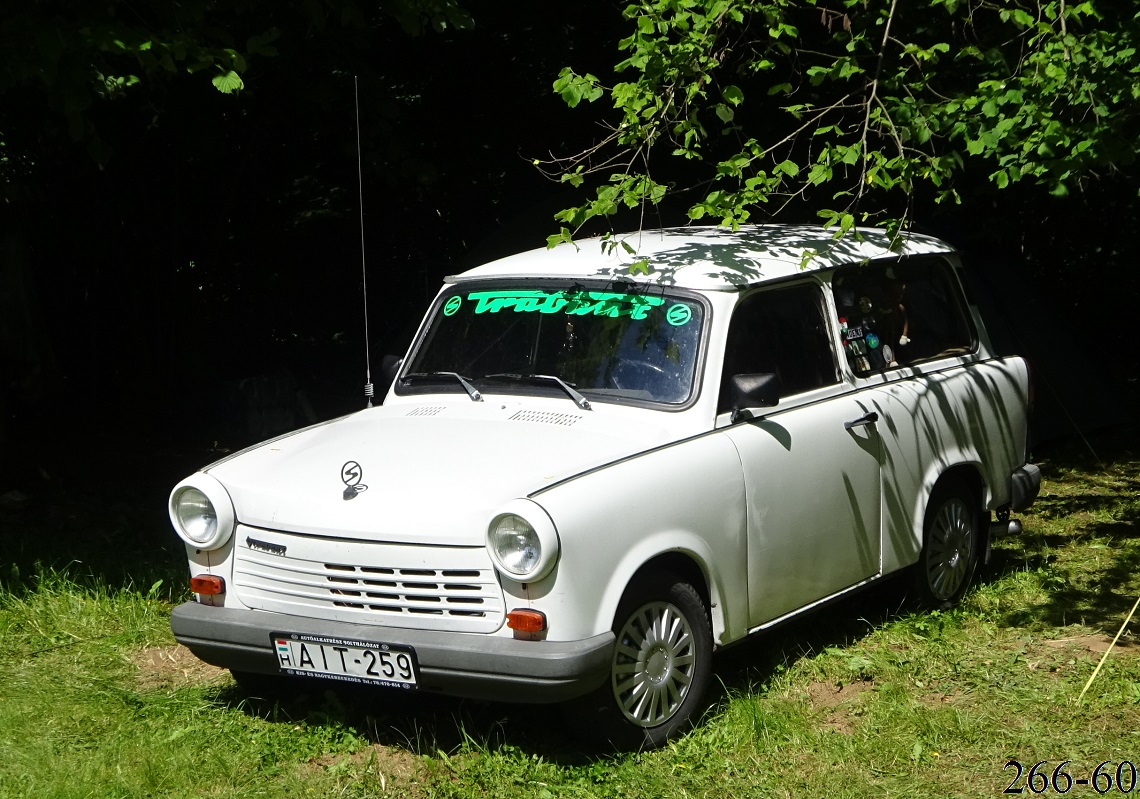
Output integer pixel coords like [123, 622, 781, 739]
[174, 488, 217, 544]
[486, 499, 559, 582]
[169, 474, 236, 551]
[489, 515, 541, 576]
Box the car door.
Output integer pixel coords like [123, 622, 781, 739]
[718, 283, 883, 626]
[831, 256, 991, 576]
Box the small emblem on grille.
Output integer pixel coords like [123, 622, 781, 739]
[341, 460, 368, 500]
[247, 537, 287, 557]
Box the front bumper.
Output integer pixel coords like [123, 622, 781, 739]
[170, 601, 614, 703]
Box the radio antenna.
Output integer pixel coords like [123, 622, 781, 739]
[354, 75, 374, 407]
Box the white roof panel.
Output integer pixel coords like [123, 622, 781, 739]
[449, 225, 954, 291]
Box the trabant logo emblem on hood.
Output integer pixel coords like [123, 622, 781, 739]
[341, 461, 368, 500]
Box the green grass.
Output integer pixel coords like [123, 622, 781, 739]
[1, 427, 1138, 798]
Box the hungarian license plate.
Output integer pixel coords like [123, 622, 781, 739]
[272, 632, 418, 688]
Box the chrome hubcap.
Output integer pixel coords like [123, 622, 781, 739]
[612, 601, 695, 728]
[926, 497, 974, 600]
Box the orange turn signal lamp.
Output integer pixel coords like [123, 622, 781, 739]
[506, 608, 547, 633]
[190, 575, 226, 595]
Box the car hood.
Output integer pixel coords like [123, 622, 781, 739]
[205, 399, 673, 545]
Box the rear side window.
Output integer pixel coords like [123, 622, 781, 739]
[719, 283, 839, 412]
[832, 258, 975, 377]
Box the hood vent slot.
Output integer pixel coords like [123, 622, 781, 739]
[509, 410, 581, 427]
[406, 405, 446, 417]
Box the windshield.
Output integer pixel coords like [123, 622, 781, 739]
[400, 284, 706, 406]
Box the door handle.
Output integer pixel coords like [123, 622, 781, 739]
[844, 411, 879, 430]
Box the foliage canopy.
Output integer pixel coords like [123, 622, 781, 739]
[542, 0, 1140, 244]
[0, 0, 473, 167]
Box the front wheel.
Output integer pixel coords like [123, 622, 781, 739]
[565, 573, 713, 751]
[913, 479, 982, 609]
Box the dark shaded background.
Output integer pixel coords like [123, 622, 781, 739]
[1, 4, 1136, 550]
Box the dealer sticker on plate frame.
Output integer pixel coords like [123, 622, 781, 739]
[272, 632, 419, 689]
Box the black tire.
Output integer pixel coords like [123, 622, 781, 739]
[913, 478, 982, 609]
[565, 572, 713, 751]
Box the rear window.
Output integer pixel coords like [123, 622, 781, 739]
[832, 258, 976, 376]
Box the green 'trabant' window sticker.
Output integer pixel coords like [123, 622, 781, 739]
[459, 290, 667, 320]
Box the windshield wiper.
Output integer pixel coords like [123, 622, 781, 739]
[482, 373, 592, 411]
[400, 371, 483, 402]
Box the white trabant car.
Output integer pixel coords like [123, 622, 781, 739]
[169, 225, 1040, 749]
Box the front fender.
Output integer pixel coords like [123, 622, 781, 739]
[525, 432, 747, 646]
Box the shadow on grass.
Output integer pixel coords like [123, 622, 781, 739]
[985, 422, 1140, 631]
[210, 677, 601, 765]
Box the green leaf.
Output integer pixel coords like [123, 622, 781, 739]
[211, 70, 244, 94]
[1010, 9, 1034, 26]
[807, 162, 832, 185]
[546, 228, 574, 249]
[561, 84, 583, 108]
[224, 49, 247, 73]
[774, 160, 800, 177]
[553, 207, 581, 224]
[554, 69, 602, 108]
[816, 208, 839, 225]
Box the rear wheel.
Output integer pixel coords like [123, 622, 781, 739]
[566, 572, 713, 751]
[914, 479, 981, 608]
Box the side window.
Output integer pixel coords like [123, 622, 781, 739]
[719, 283, 839, 412]
[832, 257, 976, 376]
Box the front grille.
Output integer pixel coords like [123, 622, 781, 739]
[320, 563, 490, 617]
[232, 526, 505, 633]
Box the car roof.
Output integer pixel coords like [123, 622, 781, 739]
[447, 225, 955, 291]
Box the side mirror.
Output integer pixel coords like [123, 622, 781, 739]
[376, 355, 403, 402]
[730, 373, 781, 422]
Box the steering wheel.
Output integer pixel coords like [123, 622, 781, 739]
[607, 359, 668, 392]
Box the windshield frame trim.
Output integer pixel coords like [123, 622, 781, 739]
[394, 278, 713, 412]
